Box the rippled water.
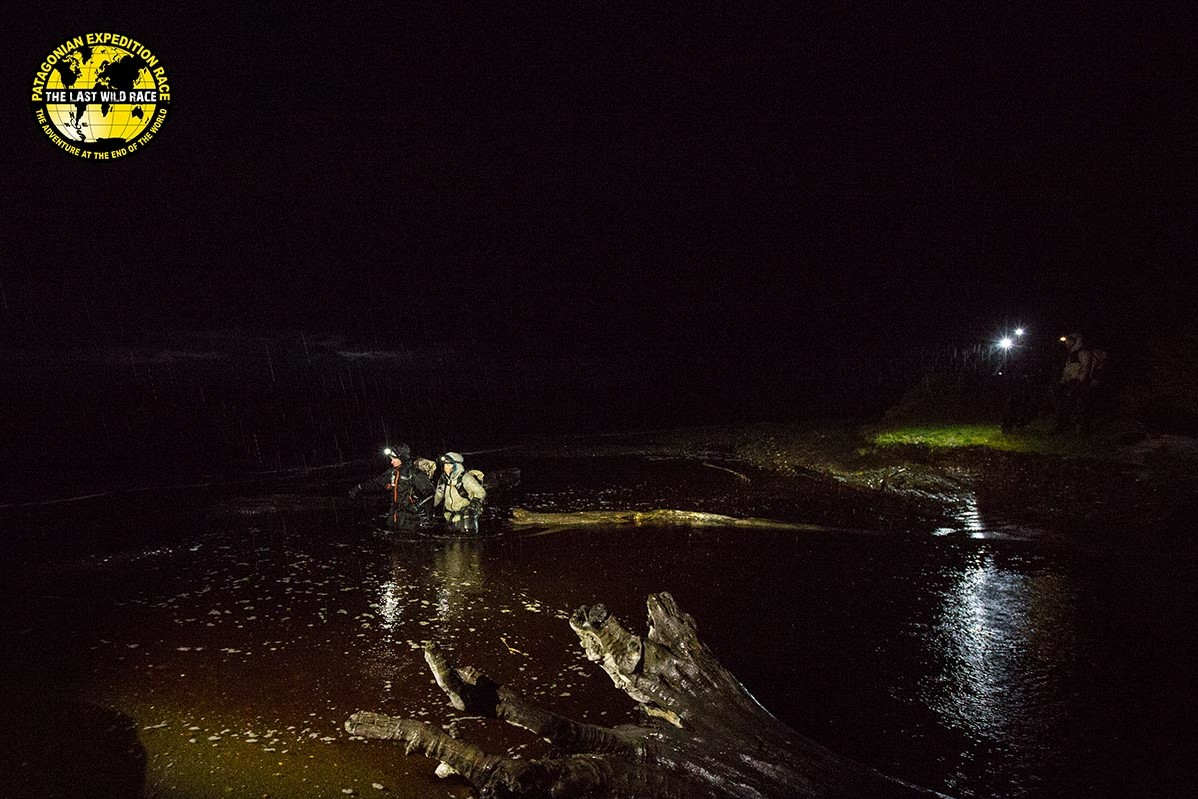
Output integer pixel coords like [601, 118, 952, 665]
[2, 456, 1193, 798]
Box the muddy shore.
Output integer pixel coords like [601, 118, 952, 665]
[514, 421, 1198, 544]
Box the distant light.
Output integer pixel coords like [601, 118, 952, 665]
[999, 337, 1014, 350]
[1014, 328, 1025, 337]
[1059, 336, 1067, 342]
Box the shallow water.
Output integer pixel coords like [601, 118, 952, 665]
[2, 456, 1194, 798]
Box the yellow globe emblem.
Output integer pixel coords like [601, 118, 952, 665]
[32, 33, 171, 159]
[46, 45, 157, 142]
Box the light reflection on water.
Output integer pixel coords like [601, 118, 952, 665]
[933, 488, 1043, 540]
[375, 573, 406, 634]
[923, 548, 1079, 792]
[373, 541, 487, 637]
[431, 541, 484, 624]
[933, 492, 987, 538]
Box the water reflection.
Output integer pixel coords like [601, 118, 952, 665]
[375, 568, 407, 635]
[933, 488, 1045, 541]
[923, 548, 1078, 787]
[933, 492, 986, 538]
[373, 539, 486, 640]
[430, 539, 484, 625]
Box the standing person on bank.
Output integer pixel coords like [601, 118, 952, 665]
[1056, 333, 1096, 433]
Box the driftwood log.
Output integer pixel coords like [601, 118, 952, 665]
[509, 507, 838, 532]
[345, 592, 946, 798]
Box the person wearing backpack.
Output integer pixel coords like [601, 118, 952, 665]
[349, 443, 435, 529]
[1055, 333, 1098, 433]
[434, 451, 486, 533]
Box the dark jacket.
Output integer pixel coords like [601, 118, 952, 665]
[356, 465, 434, 528]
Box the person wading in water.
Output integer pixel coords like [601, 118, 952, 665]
[349, 444, 434, 530]
[434, 451, 486, 533]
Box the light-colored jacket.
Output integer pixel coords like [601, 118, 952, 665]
[1061, 342, 1095, 384]
[435, 464, 486, 514]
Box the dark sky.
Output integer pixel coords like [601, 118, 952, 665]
[5, 3, 1196, 363]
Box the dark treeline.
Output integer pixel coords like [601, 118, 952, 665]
[3, 322, 1195, 501]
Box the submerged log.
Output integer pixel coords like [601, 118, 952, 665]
[346, 592, 947, 798]
[509, 507, 834, 532]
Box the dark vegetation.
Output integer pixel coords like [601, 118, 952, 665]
[6, 323, 1186, 536]
[4, 324, 1195, 539]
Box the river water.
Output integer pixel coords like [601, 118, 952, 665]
[2, 454, 1193, 798]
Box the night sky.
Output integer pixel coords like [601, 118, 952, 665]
[5, 4, 1196, 364]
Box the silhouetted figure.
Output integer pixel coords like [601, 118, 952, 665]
[1000, 334, 1056, 432]
[1056, 333, 1096, 433]
[1000, 352, 1035, 433]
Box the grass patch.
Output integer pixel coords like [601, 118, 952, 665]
[869, 423, 1118, 456]
[872, 424, 1039, 450]
[873, 424, 1010, 449]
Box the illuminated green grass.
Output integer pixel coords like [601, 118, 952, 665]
[869, 423, 1121, 457]
[873, 424, 1014, 449]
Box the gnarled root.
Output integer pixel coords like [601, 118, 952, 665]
[346, 593, 947, 798]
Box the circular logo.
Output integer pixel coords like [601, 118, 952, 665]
[31, 33, 171, 160]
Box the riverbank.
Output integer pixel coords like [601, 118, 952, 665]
[511, 420, 1198, 545]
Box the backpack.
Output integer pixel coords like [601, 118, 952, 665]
[447, 469, 486, 500]
[459, 469, 485, 494]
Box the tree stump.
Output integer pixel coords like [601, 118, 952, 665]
[345, 592, 947, 798]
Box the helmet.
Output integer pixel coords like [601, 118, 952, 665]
[384, 444, 411, 461]
[439, 451, 464, 465]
